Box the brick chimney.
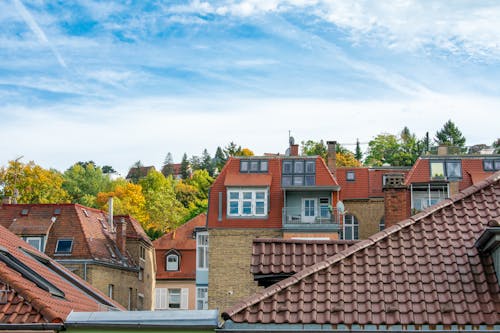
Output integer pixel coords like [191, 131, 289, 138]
[290, 144, 299, 156]
[327, 141, 337, 176]
[116, 217, 127, 255]
[383, 174, 410, 228]
[108, 196, 114, 231]
[437, 145, 448, 155]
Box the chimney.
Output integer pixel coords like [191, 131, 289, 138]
[383, 174, 410, 228]
[108, 196, 114, 231]
[327, 141, 337, 175]
[290, 144, 299, 156]
[437, 145, 448, 156]
[116, 217, 127, 255]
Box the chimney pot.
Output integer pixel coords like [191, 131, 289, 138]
[326, 141, 337, 176]
[116, 217, 127, 255]
[290, 144, 299, 156]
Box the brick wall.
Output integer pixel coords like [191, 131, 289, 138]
[208, 228, 281, 310]
[343, 198, 385, 239]
[384, 188, 411, 229]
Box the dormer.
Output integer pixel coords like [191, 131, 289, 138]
[475, 220, 500, 286]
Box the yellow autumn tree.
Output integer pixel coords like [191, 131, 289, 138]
[336, 152, 362, 167]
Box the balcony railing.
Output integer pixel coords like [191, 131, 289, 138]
[282, 207, 342, 231]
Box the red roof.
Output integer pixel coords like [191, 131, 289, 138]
[0, 224, 122, 324]
[153, 213, 206, 280]
[223, 171, 500, 326]
[224, 174, 272, 187]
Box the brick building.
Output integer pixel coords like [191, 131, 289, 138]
[0, 203, 155, 310]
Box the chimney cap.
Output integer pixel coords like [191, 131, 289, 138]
[326, 141, 337, 145]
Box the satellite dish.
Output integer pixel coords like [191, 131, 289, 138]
[336, 201, 345, 214]
[289, 136, 295, 145]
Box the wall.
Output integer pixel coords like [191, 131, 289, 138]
[208, 228, 281, 311]
[155, 280, 197, 310]
[126, 239, 156, 310]
[343, 198, 385, 239]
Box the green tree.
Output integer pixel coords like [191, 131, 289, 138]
[301, 140, 327, 160]
[214, 146, 226, 172]
[0, 160, 70, 204]
[180, 153, 190, 179]
[161, 153, 175, 177]
[394, 126, 423, 166]
[102, 165, 116, 174]
[493, 138, 500, 154]
[128, 160, 144, 183]
[201, 149, 214, 176]
[224, 142, 242, 158]
[434, 120, 466, 148]
[355, 138, 363, 162]
[63, 162, 112, 207]
[365, 134, 401, 166]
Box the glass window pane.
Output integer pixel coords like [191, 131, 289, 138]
[240, 161, 249, 172]
[260, 160, 268, 172]
[345, 227, 352, 240]
[243, 192, 252, 199]
[255, 202, 265, 214]
[250, 161, 259, 171]
[320, 205, 329, 218]
[255, 192, 265, 199]
[56, 239, 73, 253]
[294, 161, 304, 173]
[494, 160, 500, 170]
[484, 160, 494, 171]
[242, 202, 252, 214]
[305, 160, 315, 173]
[283, 161, 292, 174]
[229, 201, 239, 214]
[305, 175, 315, 186]
[347, 171, 355, 181]
[293, 176, 304, 186]
[446, 161, 461, 178]
[430, 162, 445, 179]
[282, 176, 292, 186]
[229, 192, 239, 199]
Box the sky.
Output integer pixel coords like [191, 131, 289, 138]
[1, 0, 499, 176]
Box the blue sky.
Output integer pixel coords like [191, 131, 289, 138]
[1, 0, 499, 175]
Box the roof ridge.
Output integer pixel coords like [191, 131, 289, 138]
[317, 156, 339, 186]
[222, 170, 500, 320]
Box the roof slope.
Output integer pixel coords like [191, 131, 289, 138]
[0, 224, 123, 324]
[223, 171, 500, 326]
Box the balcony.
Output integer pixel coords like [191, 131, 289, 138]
[282, 207, 342, 231]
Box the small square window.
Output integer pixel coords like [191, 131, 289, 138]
[446, 161, 461, 179]
[229, 202, 239, 215]
[53, 208, 61, 215]
[346, 171, 355, 181]
[55, 239, 73, 253]
[430, 162, 445, 179]
[20, 208, 29, 216]
[240, 161, 249, 172]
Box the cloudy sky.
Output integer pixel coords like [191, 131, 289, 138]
[1, 0, 499, 175]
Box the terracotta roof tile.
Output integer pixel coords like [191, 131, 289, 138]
[223, 171, 500, 327]
[0, 224, 122, 324]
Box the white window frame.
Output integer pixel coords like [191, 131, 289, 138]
[227, 188, 268, 217]
[196, 232, 209, 271]
[24, 236, 44, 252]
[343, 214, 359, 240]
[155, 288, 189, 310]
[196, 287, 209, 310]
[166, 253, 179, 271]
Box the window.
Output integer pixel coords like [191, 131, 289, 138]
[55, 239, 73, 253]
[197, 232, 209, 270]
[20, 208, 29, 216]
[343, 214, 359, 240]
[282, 158, 316, 187]
[166, 253, 179, 271]
[379, 217, 385, 231]
[430, 160, 462, 180]
[24, 236, 43, 252]
[108, 284, 114, 299]
[140, 246, 146, 260]
[484, 159, 500, 171]
[155, 288, 188, 310]
[196, 287, 209, 310]
[139, 268, 144, 281]
[240, 159, 268, 173]
[346, 171, 355, 181]
[319, 198, 330, 219]
[53, 208, 61, 215]
[227, 189, 268, 217]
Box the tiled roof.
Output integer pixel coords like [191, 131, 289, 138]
[224, 174, 272, 187]
[0, 224, 123, 324]
[223, 171, 500, 327]
[115, 215, 152, 246]
[251, 238, 358, 275]
[153, 213, 206, 280]
[0, 204, 138, 268]
[126, 166, 156, 179]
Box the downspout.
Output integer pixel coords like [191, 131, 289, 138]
[84, 262, 87, 281]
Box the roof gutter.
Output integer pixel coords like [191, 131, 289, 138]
[0, 323, 64, 331]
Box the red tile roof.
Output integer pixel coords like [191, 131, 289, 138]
[251, 238, 358, 275]
[0, 224, 122, 324]
[223, 171, 500, 327]
[153, 213, 206, 280]
[224, 174, 273, 187]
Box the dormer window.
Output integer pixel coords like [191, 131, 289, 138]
[430, 160, 462, 180]
[240, 159, 268, 173]
[484, 159, 500, 171]
[55, 239, 73, 254]
[166, 252, 180, 271]
[20, 208, 29, 216]
[282, 159, 316, 187]
[346, 171, 355, 181]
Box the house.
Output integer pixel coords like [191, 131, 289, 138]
[153, 213, 208, 310]
[0, 203, 155, 311]
[221, 171, 500, 331]
[336, 166, 411, 239]
[206, 142, 342, 310]
[0, 224, 122, 331]
[126, 165, 156, 181]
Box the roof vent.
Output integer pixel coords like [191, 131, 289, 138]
[20, 209, 29, 216]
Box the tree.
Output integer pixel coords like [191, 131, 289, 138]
[336, 152, 362, 167]
[365, 134, 400, 166]
[493, 138, 500, 154]
[0, 160, 70, 204]
[395, 126, 423, 166]
[200, 149, 214, 176]
[223, 142, 242, 158]
[240, 148, 254, 156]
[214, 146, 226, 172]
[355, 138, 363, 162]
[434, 120, 466, 148]
[190, 155, 202, 171]
[161, 153, 175, 177]
[102, 165, 116, 174]
[63, 162, 112, 207]
[301, 140, 327, 160]
[180, 153, 190, 179]
[128, 160, 144, 183]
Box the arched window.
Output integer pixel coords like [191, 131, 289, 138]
[379, 217, 385, 231]
[166, 251, 180, 271]
[343, 214, 359, 240]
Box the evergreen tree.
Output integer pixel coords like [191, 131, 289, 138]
[355, 138, 363, 162]
[180, 153, 190, 179]
[493, 138, 500, 154]
[424, 132, 430, 153]
[128, 160, 143, 183]
[434, 120, 466, 148]
[223, 141, 242, 158]
[190, 155, 202, 171]
[102, 165, 116, 174]
[161, 152, 175, 177]
[201, 149, 214, 176]
[214, 146, 226, 172]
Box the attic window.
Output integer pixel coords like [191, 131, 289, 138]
[98, 218, 108, 230]
[0, 246, 65, 298]
[346, 171, 355, 181]
[484, 159, 500, 171]
[82, 209, 90, 217]
[20, 209, 29, 216]
[55, 239, 73, 253]
[53, 208, 61, 215]
[240, 159, 268, 173]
